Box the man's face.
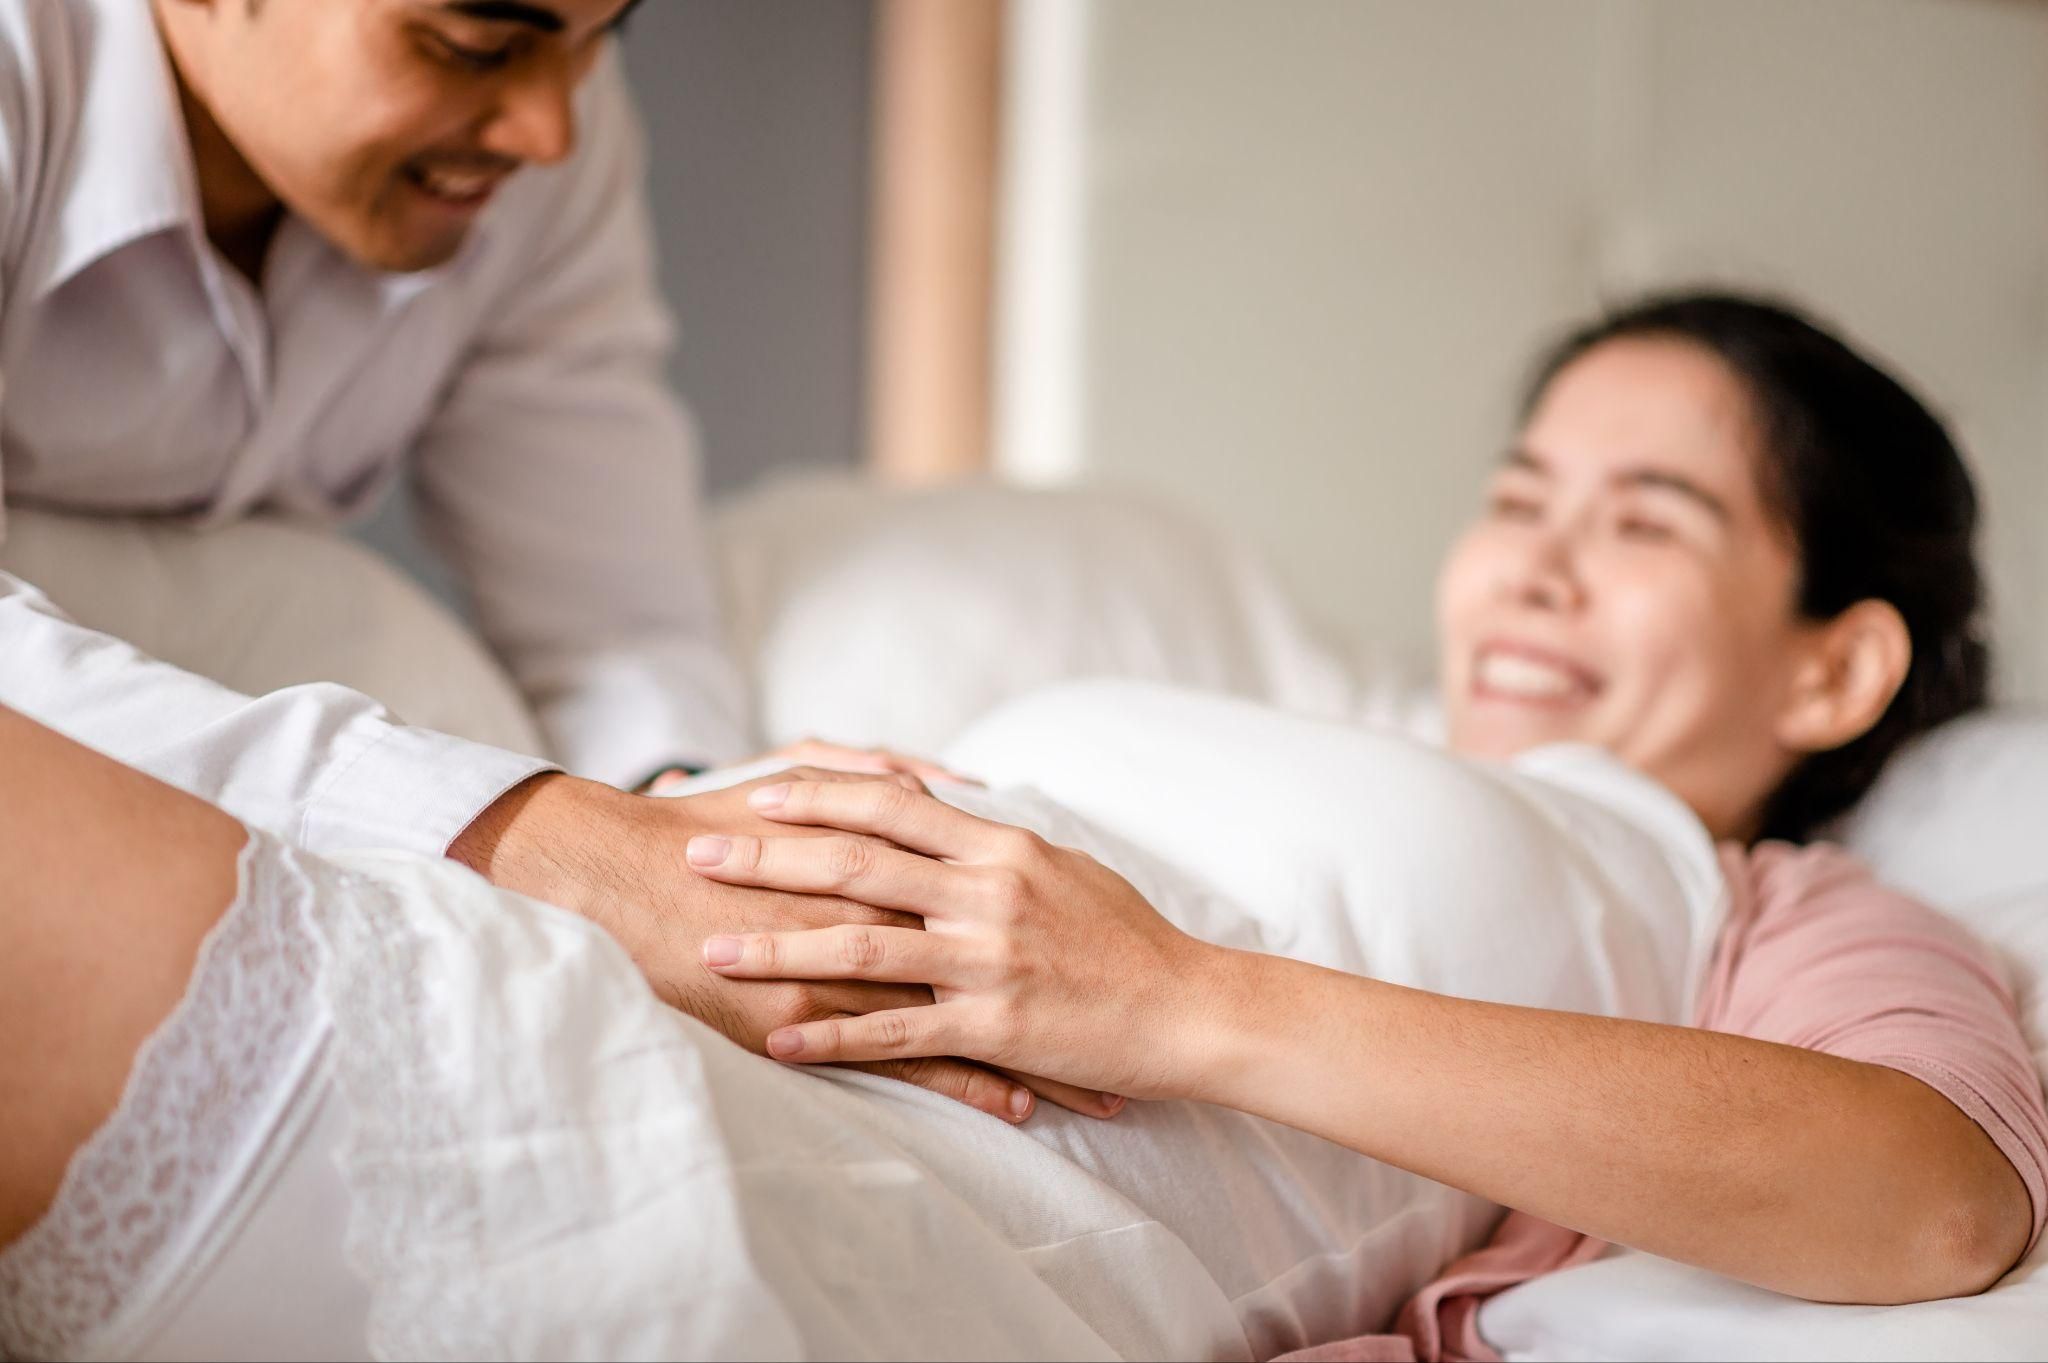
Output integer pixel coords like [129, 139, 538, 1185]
[159, 0, 636, 273]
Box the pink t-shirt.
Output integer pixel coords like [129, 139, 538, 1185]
[1281, 842, 2048, 1363]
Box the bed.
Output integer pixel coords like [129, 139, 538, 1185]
[2, 475, 2042, 1361]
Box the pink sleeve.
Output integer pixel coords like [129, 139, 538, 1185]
[1702, 842, 2048, 1256]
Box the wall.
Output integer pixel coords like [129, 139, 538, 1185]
[625, 0, 874, 495]
[999, 0, 2048, 703]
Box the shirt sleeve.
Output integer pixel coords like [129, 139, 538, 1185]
[1707, 843, 2048, 1256]
[406, 50, 752, 788]
[0, 569, 554, 857]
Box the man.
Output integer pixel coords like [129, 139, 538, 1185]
[0, 0, 1032, 1117]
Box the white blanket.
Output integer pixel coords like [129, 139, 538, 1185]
[305, 682, 1723, 1360]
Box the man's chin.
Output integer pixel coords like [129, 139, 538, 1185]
[336, 220, 472, 276]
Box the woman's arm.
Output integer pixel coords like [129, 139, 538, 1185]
[0, 704, 250, 1247]
[686, 777, 2033, 1305]
[1194, 953, 2027, 1304]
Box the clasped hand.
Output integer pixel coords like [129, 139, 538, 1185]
[452, 763, 1119, 1123]
[683, 778, 1224, 1105]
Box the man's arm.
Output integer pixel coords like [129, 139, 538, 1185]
[408, 50, 749, 790]
[0, 583, 1049, 1120]
[0, 569, 550, 857]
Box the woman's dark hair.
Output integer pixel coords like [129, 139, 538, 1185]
[1523, 291, 1991, 843]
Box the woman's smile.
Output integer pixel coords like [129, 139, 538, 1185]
[1470, 639, 1605, 709]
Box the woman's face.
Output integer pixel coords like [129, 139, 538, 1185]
[1436, 336, 1822, 839]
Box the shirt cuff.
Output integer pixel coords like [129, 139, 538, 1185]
[299, 721, 559, 858]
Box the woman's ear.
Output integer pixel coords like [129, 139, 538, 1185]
[1776, 599, 1912, 754]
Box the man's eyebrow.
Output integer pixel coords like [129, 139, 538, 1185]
[1502, 447, 1552, 476]
[442, 1, 566, 33]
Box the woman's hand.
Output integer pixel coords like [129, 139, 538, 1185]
[684, 779, 1230, 1102]
[459, 765, 1110, 1124]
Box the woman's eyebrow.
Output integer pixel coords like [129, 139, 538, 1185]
[1502, 449, 1730, 520]
[1616, 468, 1731, 521]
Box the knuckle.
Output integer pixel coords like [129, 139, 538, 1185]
[1004, 827, 1049, 864]
[871, 1010, 913, 1051]
[871, 780, 917, 822]
[954, 1067, 1004, 1108]
[983, 996, 1025, 1050]
[838, 926, 886, 973]
[893, 1057, 982, 1107]
[727, 834, 763, 872]
[826, 837, 874, 885]
[892, 1056, 945, 1091]
[980, 866, 1029, 920]
[750, 933, 782, 974]
[983, 932, 1021, 977]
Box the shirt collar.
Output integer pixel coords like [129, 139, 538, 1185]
[37, 2, 501, 312]
[31, 0, 204, 303]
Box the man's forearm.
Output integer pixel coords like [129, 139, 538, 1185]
[448, 771, 665, 953]
[1184, 947, 2028, 1303]
[0, 570, 553, 858]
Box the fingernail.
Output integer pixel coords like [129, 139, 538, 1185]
[702, 935, 742, 967]
[749, 783, 790, 811]
[1008, 1088, 1034, 1121]
[1099, 1093, 1126, 1115]
[766, 1029, 805, 1058]
[686, 835, 730, 867]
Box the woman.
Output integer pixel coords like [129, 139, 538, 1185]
[3, 294, 2040, 1362]
[686, 295, 2048, 1341]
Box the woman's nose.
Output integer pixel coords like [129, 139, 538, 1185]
[1504, 527, 1588, 613]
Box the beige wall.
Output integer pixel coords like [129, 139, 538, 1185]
[998, 0, 2048, 703]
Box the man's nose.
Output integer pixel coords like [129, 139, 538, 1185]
[486, 62, 579, 167]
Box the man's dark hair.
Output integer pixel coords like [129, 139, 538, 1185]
[1522, 291, 1991, 843]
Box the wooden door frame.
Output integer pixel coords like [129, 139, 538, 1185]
[865, 0, 1004, 482]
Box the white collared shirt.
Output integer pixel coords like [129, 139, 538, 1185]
[0, 0, 751, 853]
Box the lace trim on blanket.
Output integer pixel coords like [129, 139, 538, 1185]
[0, 832, 327, 1362]
[303, 849, 811, 1361]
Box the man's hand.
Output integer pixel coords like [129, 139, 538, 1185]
[448, 767, 1109, 1122]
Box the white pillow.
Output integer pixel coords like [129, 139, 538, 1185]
[711, 475, 1357, 755]
[1481, 708, 2048, 1361]
[1831, 708, 2048, 909]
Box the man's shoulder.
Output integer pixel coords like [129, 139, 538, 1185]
[0, 0, 102, 141]
[0, 0, 68, 202]
[0, 0, 73, 83]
